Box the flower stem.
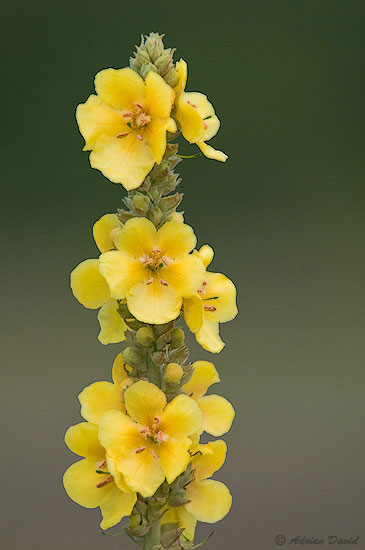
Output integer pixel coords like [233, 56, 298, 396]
[145, 520, 161, 550]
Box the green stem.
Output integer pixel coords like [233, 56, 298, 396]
[145, 519, 161, 550]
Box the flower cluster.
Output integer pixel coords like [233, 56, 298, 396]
[64, 33, 237, 549]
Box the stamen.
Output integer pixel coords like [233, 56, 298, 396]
[140, 427, 149, 434]
[96, 475, 113, 488]
[162, 255, 171, 266]
[154, 417, 161, 426]
[204, 305, 217, 311]
[146, 277, 154, 285]
[116, 132, 129, 138]
[137, 134, 143, 141]
[96, 459, 107, 470]
[204, 122, 208, 129]
[135, 446, 146, 454]
[135, 103, 143, 109]
[187, 100, 197, 108]
[151, 449, 158, 459]
[123, 112, 133, 117]
[159, 279, 169, 286]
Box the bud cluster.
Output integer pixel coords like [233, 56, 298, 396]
[130, 32, 179, 87]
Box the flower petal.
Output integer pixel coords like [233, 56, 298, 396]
[191, 440, 227, 481]
[144, 71, 175, 119]
[174, 59, 188, 98]
[182, 360, 220, 400]
[114, 217, 156, 257]
[197, 395, 235, 437]
[100, 484, 137, 530]
[184, 92, 215, 120]
[76, 95, 126, 151]
[183, 295, 203, 334]
[70, 259, 110, 309]
[174, 100, 205, 143]
[112, 353, 131, 391]
[63, 458, 110, 508]
[106, 455, 134, 494]
[144, 118, 171, 164]
[203, 272, 238, 323]
[158, 436, 192, 484]
[65, 422, 104, 460]
[163, 255, 205, 298]
[157, 221, 197, 258]
[161, 394, 202, 438]
[89, 133, 155, 190]
[194, 244, 214, 268]
[93, 213, 121, 253]
[97, 300, 127, 345]
[98, 410, 144, 459]
[196, 318, 225, 353]
[79, 381, 125, 424]
[99, 250, 146, 300]
[202, 114, 220, 141]
[94, 67, 145, 110]
[118, 445, 165, 498]
[124, 380, 166, 425]
[185, 479, 232, 523]
[127, 278, 182, 325]
[197, 142, 228, 162]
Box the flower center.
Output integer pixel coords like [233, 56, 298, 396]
[140, 248, 171, 271]
[122, 103, 151, 130]
[138, 417, 169, 447]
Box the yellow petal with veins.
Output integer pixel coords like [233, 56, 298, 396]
[197, 395, 235, 437]
[79, 381, 125, 424]
[94, 68, 145, 111]
[127, 278, 182, 325]
[63, 459, 111, 509]
[203, 272, 238, 323]
[145, 118, 172, 164]
[97, 300, 127, 345]
[184, 92, 215, 119]
[98, 410, 145, 459]
[114, 217, 156, 257]
[196, 142, 228, 162]
[175, 100, 205, 143]
[90, 132, 155, 190]
[76, 95, 126, 151]
[183, 295, 203, 334]
[100, 483, 137, 530]
[144, 71, 175, 119]
[196, 318, 225, 353]
[124, 380, 166, 425]
[99, 250, 146, 300]
[106, 455, 135, 495]
[157, 221, 197, 258]
[185, 479, 232, 523]
[161, 394, 202, 438]
[163, 255, 205, 298]
[117, 443, 165, 498]
[158, 436, 192, 484]
[93, 213, 121, 253]
[182, 360, 220, 400]
[191, 440, 227, 481]
[65, 422, 104, 460]
[70, 258, 110, 309]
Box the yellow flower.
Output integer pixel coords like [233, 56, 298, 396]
[183, 245, 238, 353]
[70, 213, 127, 344]
[76, 67, 176, 190]
[63, 421, 136, 530]
[98, 380, 202, 498]
[78, 353, 131, 424]
[162, 440, 232, 538]
[98, 217, 206, 325]
[173, 59, 227, 162]
[183, 360, 235, 436]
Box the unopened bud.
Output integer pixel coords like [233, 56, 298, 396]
[129, 513, 141, 529]
[170, 327, 185, 348]
[166, 362, 183, 383]
[132, 192, 150, 214]
[168, 211, 184, 223]
[136, 326, 155, 347]
[158, 193, 183, 212]
[123, 347, 143, 366]
[149, 206, 163, 226]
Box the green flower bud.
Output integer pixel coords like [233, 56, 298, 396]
[123, 347, 143, 366]
[136, 326, 155, 347]
[149, 206, 163, 226]
[166, 362, 183, 383]
[158, 193, 183, 212]
[132, 192, 151, 214]
[129, 513, 141, 530]
[170, 327, 185, 348]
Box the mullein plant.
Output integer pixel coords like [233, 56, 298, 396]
[64, 33, 238, 550]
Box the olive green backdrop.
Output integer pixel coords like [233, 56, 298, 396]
[2, 1, 364, 549]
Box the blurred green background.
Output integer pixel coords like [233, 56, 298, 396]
[2, 1, 364, 548]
